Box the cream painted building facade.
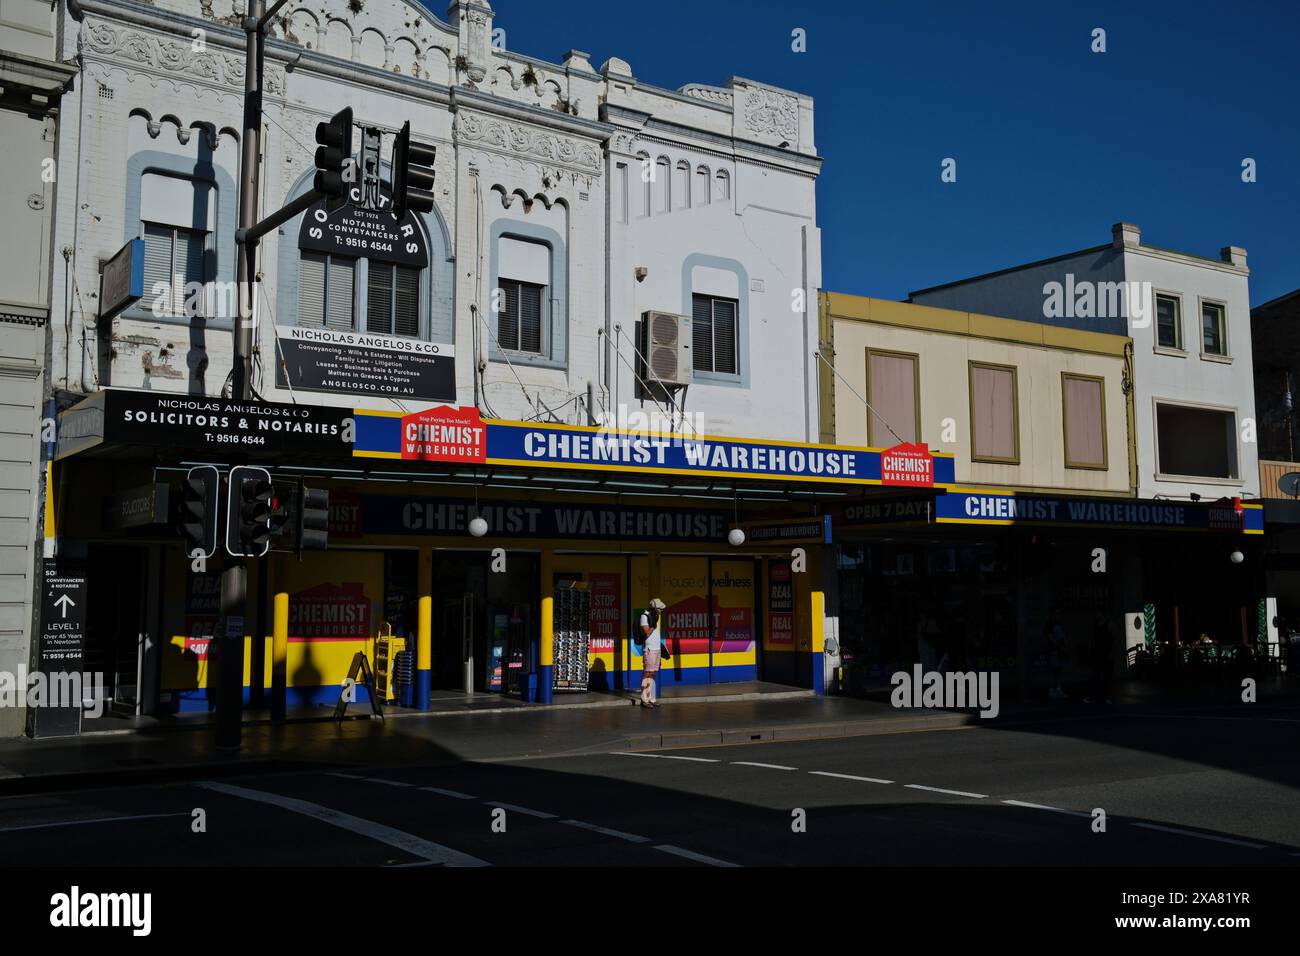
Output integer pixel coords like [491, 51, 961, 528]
[820, 293, 1134, 497]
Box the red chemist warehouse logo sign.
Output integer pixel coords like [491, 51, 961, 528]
[880, 442, 934, 488]
[289, 582, 371, 640]
[401, 405, 487, 462]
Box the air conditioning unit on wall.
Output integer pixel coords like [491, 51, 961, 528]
[640, 310, 692, 388]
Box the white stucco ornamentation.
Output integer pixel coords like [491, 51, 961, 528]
[742, 86, 798, 142]
[455, 112, 600, 174]
[81, 20, 285, 95]
[679, 84, 733, 107]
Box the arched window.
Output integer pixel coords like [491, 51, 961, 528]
[695, 165, 710, 205]
[655, 157, 671, 213]
[636, 152, 651, 218]
[714, 169, 731, 202]
[674, 160, 690, 209]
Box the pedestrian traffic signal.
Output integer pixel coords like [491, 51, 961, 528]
[179, 465, 219, 559]
[390, 120, 436, 219]
[313, 107, 354, 199]
[226, 465, 275, 558]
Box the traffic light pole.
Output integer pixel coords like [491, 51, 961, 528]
[215, 560, 247, 751]
[222, 0, 292, 752]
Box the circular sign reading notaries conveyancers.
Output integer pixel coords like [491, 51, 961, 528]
[298, 187, 429, 268]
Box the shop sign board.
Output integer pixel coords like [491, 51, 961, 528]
[29, 561, 88, 738]
[936, 490, 1264, 534]
[55, 390, 353, 460]
[275, 326, 454, 403]
[880, 442, 934, 487]
[400, 405, 487, 462]
[352, 409, 958, 487]
[360, 494, 732, 542]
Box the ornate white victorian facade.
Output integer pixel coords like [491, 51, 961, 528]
[50, 0, 823, 440]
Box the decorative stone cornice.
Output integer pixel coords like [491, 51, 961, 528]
[679, 84, 732, 107]
[79, 17, 286, 95]
[454, 110, 601, 174]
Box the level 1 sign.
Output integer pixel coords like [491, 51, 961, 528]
[29, 561, 89, 738]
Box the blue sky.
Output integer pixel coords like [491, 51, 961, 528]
[432, 0, 1300, 306]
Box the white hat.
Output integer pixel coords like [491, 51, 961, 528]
[649, 598, 666, 610]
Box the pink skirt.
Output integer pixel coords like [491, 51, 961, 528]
[643, 649, 661, 672]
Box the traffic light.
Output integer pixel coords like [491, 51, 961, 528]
[226, 465, 274, 558]
[280, 482, 330, 556]
[390, 120, 436, 219]
[313, 107, 354, 199]
[296, 484, 330, 555]
[179, 465, 219, 559]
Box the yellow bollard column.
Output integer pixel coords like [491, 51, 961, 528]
[271, 592, 289, 721]
[810, 589, 826, 695]
[416, 594, 432, 710]
[539, 549, 554, 704]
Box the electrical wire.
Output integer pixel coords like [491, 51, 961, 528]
[814, 348, 906, 445]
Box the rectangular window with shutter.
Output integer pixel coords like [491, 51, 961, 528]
[325, 256, 354, 331]
[866, 349, 919, 445]
[691, 294, 739, 375]
[142, 222, 207, 317]
[496, 279, 543, 355]
[298, 252, 355, 330]
[1062, 373, 1108, 469]
[365, 264, 422, 337]
[969, 362, 1019, 463]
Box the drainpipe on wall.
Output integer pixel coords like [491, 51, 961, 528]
[1123, 340, 1138, 497]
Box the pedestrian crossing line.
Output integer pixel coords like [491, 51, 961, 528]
[0, 812, 191, 834]
[732, 761, 798, 771]
[905, 784, 988, 799]
[808, 770, 894, 785]
[420, 786, 478, 800]
[197, 781, 489, 867]
[561, 819, 651, 843]
[612, 752, 721, 763]
[1002, 799, 1092, 818]
[484, 801, 557, 819]
[655, 844, 740, 867]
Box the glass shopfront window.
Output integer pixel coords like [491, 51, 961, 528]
[836, 537, 1018, 692]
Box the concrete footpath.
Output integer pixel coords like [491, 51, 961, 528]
[1, 674, 1295, 795]
[0, 692, 976, 794]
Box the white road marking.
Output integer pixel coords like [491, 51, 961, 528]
[561, 819, 651, 843]
[808, 770, 894, 785]
[1002, 800, 1092, 818]
[0, 812, 191, 834]
[1129, 822, 1268, 849]
[197, 781, 489, 866]
[655, 844, 740, 867]
[366, 778, 412, 787]
[420, 786, 477, 800]
[325, 772, 363, 779]
[905, 784, 988, 799]
[613, 752, 720, 763]
[732, 761, 798, 771]
[486, 801, 556, 819]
